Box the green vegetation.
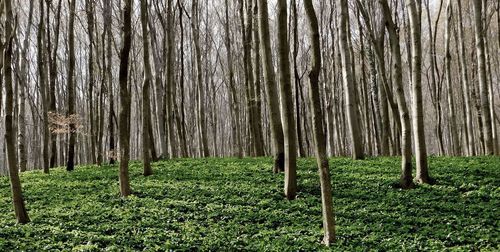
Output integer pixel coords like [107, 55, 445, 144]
[0, 157, 498, 251]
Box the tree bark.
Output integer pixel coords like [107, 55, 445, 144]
[257, 0, 285, 172]
[118, 0, 133, 197]
[406, 0, 432, 183]
[277, 0, 297, 199]
[339, 0, 364, 160]
[472, 0, 494, 155]
[304, 0, 335, 245]
[141, 0, 153, 176]
[66, 0, 76, 172]
[380, 0, 414, 188]
[4, 0, 30, 224]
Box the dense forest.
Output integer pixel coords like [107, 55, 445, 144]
[0, 0, 499, 249]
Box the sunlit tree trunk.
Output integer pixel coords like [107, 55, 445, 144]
[407, 0, 432, 183]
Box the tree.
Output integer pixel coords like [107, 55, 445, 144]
[38, 0, 49, 173]
[277, 0, 297, 199]
[472, 0, 494, 155]
[118, 0, 134, 197]
[140, 0, 153, 176]
[304, 0, 335, 245]
[257, 0, 285, 172]
[339, 0, 364, 160]
[456, 0, 475, 156]
[379, 0, 414, 188]
[192, 0, 209, 157]
[406, 0, 432, 184]
[66, 0, 77, 172]
[4, 0, 30, 224]
[444, 0, 459, 156]
[18, 0, 34, 172]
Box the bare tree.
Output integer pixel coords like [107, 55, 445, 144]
[4, 0, 30, 224]
[66, 0, 77, 172]
[257, 0, 285, 172]
[304, 0, 335, 245]
[118, 0, 134, 196]
[140, 0, 153, 176]
[406, 0, 433, 184]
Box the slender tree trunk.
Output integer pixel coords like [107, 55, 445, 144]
[47, 0, 62, 168]
[380, 0, 414, 188]
[277, 0, 298, 199]
[456, 0, 475, 156]
[339, 0, 364, 160]
[304, 0, 335, 245]
[4, 0, 30, 224]
[444, 0, 459, 156]
[407, 0, 432, 183]
[252, 0, 265, 157]
[66, 0, 76, 171]
[18, 0, 34, 172]
[38, 0, 50, 173]
[191, 0, 210, 157]
[472, 0, 494, 155]
[257, 0, 285, 172]
[118, 0, 133, 197]
[85, 0, 96, 164]
[165, 0, 179, 158]
[140, 0, 153, 176]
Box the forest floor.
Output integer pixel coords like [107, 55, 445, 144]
[0, 157, 498, 251]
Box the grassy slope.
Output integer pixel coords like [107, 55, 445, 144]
[0, 157, 498, 251]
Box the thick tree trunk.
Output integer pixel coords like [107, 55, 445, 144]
[118, 0, 133, 197]
[257, 0, 285, 172]
[304, 0, 335, 245]
[407, 0, 432, 184]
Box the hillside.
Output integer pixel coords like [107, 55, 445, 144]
[0, 157, 498, 251]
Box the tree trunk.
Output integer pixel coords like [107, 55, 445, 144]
[304, 0, 335, 245]
[191, 0, 210, 157]
[66, 0, 76, 172]
[472, 0, 494, 155]
[118, 0, 133, 197]
[18, 0, 34, 172]
[38, 0, 50, 173]
[444, 0, 459, 156]
[257, 0, 285, 172]
[339, 0, 364, 160]
[407, 0, 432, 184]
[456, 0, 475, 156]
[141, 0, 153, 176]
[4, 0, 30, 224]
[380, 0, 414, 188]
[276, 0, 297, 199]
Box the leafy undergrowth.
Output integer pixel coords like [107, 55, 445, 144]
[0, 157, 498, 251]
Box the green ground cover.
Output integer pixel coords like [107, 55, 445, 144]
[0, 157, 498, 251]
